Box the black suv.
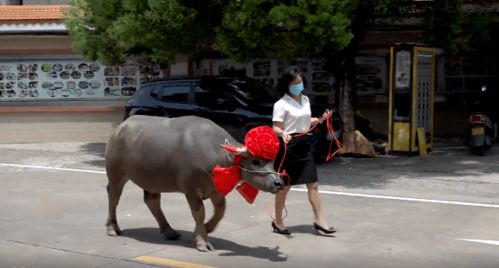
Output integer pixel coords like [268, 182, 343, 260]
[125, 76, 277, 141]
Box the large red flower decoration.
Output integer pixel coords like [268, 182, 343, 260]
[244, 126, 279, 160]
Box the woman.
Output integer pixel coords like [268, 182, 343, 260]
[272, 67, 335, 236]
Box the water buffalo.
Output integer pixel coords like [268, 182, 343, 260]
[105, 115, 283, 251]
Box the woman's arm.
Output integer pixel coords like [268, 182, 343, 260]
[310, 117, 321, 126]
[273, 121, 292, 143]
[310, 110, 331, 127]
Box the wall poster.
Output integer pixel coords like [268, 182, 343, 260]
[196, 58, 335, 94]
[395, 51, 411, 89]
[0, 60, 163, 101]
[354, 56, 387, 95]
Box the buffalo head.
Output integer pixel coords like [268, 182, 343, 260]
[237, 147, 284, 194]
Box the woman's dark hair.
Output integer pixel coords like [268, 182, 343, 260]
[276, 67, 301, 96]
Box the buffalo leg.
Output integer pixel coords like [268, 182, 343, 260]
[105, 179, 126, 236]
[143, 190, 180, 240]
[205, 192, 226, 234]
[186, 194, 214, 252]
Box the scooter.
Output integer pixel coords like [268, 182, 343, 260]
[466, 112, 495, 155]
[464, 84, 497, 156]
[465, 85, 496, 155]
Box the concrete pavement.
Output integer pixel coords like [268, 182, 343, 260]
[0, 100, 125, 144]
[0, 141, 498, 268]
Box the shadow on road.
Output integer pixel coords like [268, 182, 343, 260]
[316, 145, 499, 189]
[75, 140, 499, 192]
[286, 224, 336, 238]
[121, 227, 288, 262]
[79, 142, 106, 168]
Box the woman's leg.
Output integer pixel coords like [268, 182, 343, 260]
[306, 181, 330, 229]
[274, 185, 291, 228]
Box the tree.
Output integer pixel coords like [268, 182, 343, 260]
[423, 0, 499, 123]
[65, 0, 402, 155]
[424, 0, 499, 57]
[215, 0, 401, 155]
[65, 0, 226, 64]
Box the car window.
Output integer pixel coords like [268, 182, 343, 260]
[195, 84, 231, 107]
[132, 85, 152, 99]
[159, 85, 190, 103]
[225, 78, 275, 103]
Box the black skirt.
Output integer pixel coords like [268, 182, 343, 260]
[274, 134, 318, 186]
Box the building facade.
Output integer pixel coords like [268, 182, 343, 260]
[0, 3, 173, 103]
[1, 1, 497, 139]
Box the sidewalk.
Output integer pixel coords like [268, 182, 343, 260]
[0, 101, 125, 144]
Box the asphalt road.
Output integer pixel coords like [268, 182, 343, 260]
[0, 141, 498, 268]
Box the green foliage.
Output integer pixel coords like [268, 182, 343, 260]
[423, 0, 497, 56]
[65, 0, 401, 65]
[64, 0, 224, 64]
[215, 0, 401, 62]
[65, 0, 497, 66]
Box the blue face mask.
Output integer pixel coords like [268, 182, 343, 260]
[289, 82, 304, 96]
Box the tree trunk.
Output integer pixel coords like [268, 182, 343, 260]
[338, 75, 376, 157]
[338, 77, 355, 152]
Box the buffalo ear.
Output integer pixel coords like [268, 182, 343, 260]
[222, 144, 239, 154]
[238, 147, 251, 158]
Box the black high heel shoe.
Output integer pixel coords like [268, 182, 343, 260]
[313, 223, 336, 235]
[272, 222, 291, 235]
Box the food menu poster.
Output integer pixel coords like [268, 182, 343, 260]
[0, 60, 163, 100]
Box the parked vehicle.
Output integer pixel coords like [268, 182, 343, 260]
[464, 85, 497, 155]
[466, 112, 495, 155]
[125, 75, 339, 161]
[124, 76, 275, 142]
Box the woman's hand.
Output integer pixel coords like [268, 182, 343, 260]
[273, 122, 292, 143]
[312, 110, 332, 125]
[311, 117, 321, 125]
[320, 109, 332, 123]
[281, 131, 292, 143]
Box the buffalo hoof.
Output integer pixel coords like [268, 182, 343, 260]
[106, 225, 122, 236]
[164, 230, 181, 240]
[196, 241, 215, 252]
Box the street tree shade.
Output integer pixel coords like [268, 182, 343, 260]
[64, 0, 497, 155]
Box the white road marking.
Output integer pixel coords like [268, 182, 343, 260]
[0, 163, 106, 174]
[291, 189, 499, 209]
[2, 162, 499, 209]
[458, 239, 499, 246]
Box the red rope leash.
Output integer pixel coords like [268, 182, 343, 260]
[324, 113, 343, 161]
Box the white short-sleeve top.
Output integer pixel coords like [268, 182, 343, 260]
[272, 93, 311, 134]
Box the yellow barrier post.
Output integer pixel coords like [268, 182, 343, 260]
[417, 127, 428, 156]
